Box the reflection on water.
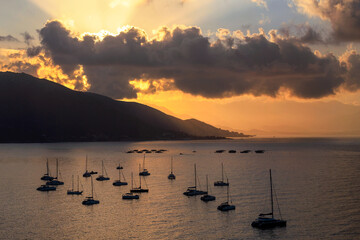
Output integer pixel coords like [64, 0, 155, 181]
[0, 138, 360, 239]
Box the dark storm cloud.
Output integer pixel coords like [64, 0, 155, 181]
[342, 51, 360, 91]
[0, 35, 18, 42]
[37, 20, 352, 99]
[294, 0, 360, 41]
[279, 24, 326, 44]
[26, 46, 42, 57]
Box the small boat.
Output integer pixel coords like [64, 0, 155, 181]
[82, 176, 100, 205]
[46, 159, 64, 185]
[217, 183, 235, 211]
[126, 150, 134, 153]
[37, 184, 56, 191]
[139, 155, 150, 176]
[96, 160, 110, 181]
[89, 170, 98, 174]
[67, 175, 83, 195]
[40, 158, 54, 181]
[228, 150, 236, 153]
[201, 175, 216, 202]
[131, 172, 149, 193]
[167, 157, 176, 180]
[214, 163, 229, 186]
[240, 150, 251, 153]
[122, 192, 139, 199]
[251, 169, 286, 228]
[215, 150, 225, 153]
[255, 150, 265, 153]
[83, 155, 91, 177]
[113, 166, 128, 186]
[183, 164, 207, 196]
[116, 162, 123, 170]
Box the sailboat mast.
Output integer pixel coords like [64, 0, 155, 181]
[46, 159, 49, 175]
[56, 158, 58, 179]
[194, 164, 197, 190]
[102, 160, 104, 176]
[206, 175, 209, 192]
[91, 176, 95, 198]
[270, 169, 274, 218]
[221, 163, 224, 182]
[72, 175, 74, 191]
[86, 155, 88, 172]
[131, 172, 133, 189]
[227, 184, 230, 202]
[171, 157, 173, 173]
[139, 174, 142, 188]
[143, 154, 145, 170]
[118, 167, 121, 181]
[77, 175, 79, 191]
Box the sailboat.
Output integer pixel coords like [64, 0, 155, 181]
[122, 173, 140, 199]
[96, 160, 110, 181]
[37, 184, 56, 191]
[113, 166, 128, 186]
[46, 159, 64, 185]
[183, 164, 207, 196]
[139, 154, 150, 176]
[201, 175, 216, 201]
[82, 176, 100, 205]
[83, 155, 91, 177]
[168, 157, 176, 180]
[217, 181, 235, 211]
[67, 175, 83, 195]
[40, 159, 54, 181]
[131, 166, 149, 192]
[251, 169, 286, 228]
[214, 163, 229, 186]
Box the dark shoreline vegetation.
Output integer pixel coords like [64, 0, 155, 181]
[0, 71, 252, 143]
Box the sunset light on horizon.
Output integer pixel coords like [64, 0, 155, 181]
[1, 0, 360, 136]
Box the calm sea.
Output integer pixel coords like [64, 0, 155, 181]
[0, 138, 359, 239]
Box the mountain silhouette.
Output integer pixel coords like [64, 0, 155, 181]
[0, 72, 250, 142]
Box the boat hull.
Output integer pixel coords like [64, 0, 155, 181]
[82, 199, 100, 205]
[139, 172, 150, 176]
[46, 180, 64, 185]
[214, 181, 229, 186]
[251, 218, 287, 228]
[201, 195, 216, 202]
[217, 204, 235, 211]
[37, 186, 56, 191]
[183, 190, 207, 196]
[67, 190, 83, 195]
[41, 175, 54, 181]
[96, 176, 110, 181]
[113, 181, 128, 186]
[122, 194, 139, 199]
[130, 188, 149, 193]
[168, 173, 176, 180]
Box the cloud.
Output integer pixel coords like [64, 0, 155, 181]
[0, 35, 18, 42]
[341, 49, 360, 91]
[251, 0, 268, 9]
[21, 32, 34, 45]
[292, 0, 360, 41]
[35, 20, 358, 99]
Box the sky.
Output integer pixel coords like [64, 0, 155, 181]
[1, 0, 360, 137]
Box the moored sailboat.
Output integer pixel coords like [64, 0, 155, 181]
[214, 163, 229, 186]
[139, 154, 150, 176]
[123, 173, 140, 199]
[201, 175, 216, 201]
[40, 158, 54, 181]
[83, 155, 91, 177]
[46, 159, 64, 185]
[251, 169, 286, 228]
[67, 175, 83, 195]
[96, 160, 110, 181]
[37, 184, 56, 191]
[82, 176, 100, 205]
[183, 164, 207, 196]
[217, 181, 235, 211]
[168, 157, 176, 180]
[131, 168, 149, 192]
[113, 166, 128, 186]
